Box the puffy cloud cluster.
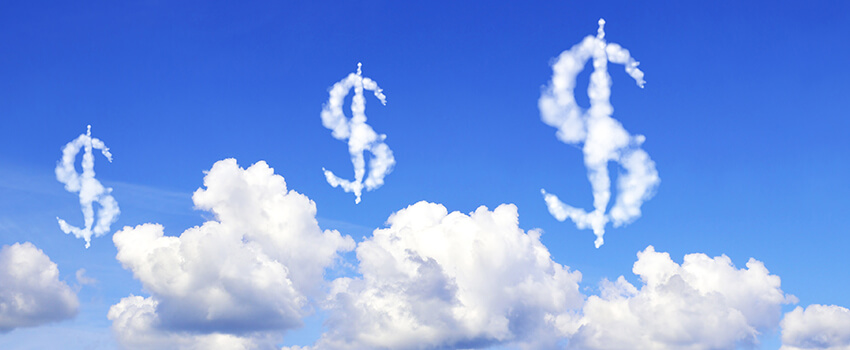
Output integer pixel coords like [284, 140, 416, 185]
[539, 19, 659, 248]
[56, 125, 120, 248]
[97, 157, 831, 350]
[321, 63, 394, 204]
[567, 246, 795, 350]
[781, 304, 850, 350]
[303, 201, 584, 349]
[109, 159, 354, 349]
[0, 242, 78, 333]
[284, 221, 801, 350]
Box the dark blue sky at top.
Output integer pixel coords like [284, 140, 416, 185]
[0, 1, 848, 348]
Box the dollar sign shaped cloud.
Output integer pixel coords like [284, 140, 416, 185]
[321, 63, 395, 204]
[56, 125, 120, 248]
[539, 19, 660, 248]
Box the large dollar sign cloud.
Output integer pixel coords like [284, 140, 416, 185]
[321, 63, 395, 204]
[56, 125, 120, 248]
[539, 19, 660, 248]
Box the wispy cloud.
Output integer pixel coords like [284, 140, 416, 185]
[75, 268, 97, 286]
[55, 125, 120, 248]
[105, 180, 194, 217]
[321, 63, 395, 204]
[539, 19, 659, 248]
[0, 242, 78, 333]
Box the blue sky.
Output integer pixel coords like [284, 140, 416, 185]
[1, 1, 849, 349]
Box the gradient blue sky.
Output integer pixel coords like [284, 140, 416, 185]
[0, 1, 848, 349]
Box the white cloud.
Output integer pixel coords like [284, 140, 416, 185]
[108, 295, 277, 350]
[104, 169, 805, 350]
[282, 200, 801, 350]
[56, 125, 120, 248]
[781, 304, 850, 350]
[566, 246, 795, 350]
[110, 159, 354, 346]
[539, 19, 659, 248]
[0, 242, 78, 333]
[321, 63, 395, 204]
[75, 268, 97, 286]
[307, 201, 584, 349]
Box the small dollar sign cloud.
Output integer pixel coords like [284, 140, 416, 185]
[539, 19, 660, 248]
[321, 63, 395, 204]
[56, 125, 120, 248]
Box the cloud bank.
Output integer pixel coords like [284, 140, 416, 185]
[55, 125, 120, 248]
[539, 19, 659, 248]
[0, 242, 78, 333]
[109, 159, 354, 348]
[284, 212, 798, 350]
[781, 304, 850, 350]
[96, 158, 818, 350]
[321, 63, 395, 204]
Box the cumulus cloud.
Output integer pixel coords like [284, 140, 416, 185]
[281, 202, 799, 350]
[105, 173, 803, 350]
[110, 159, 354, 347]
[321, 63, 395, 204]
[56, 125, 120, 248]
[539, 19, 659, 248]
[566, 246, 795, 350]
[108, 295, 277, 350]
[0, 242, 78, 333]
[781, 304, 850, 350]
[304, 201, 584, 349]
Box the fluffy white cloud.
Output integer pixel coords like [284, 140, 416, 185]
[781, 304, 850, 350]
[108, 295, 276, 350]
[110, 159, 354, 346]
[106, 159, 803, 350]
[285, 202, 799, 350]
[307, 201, 584, 349]
[567, 246, 795, 350]
[539, 19, 659, 248]
[0, 242, 78, 332]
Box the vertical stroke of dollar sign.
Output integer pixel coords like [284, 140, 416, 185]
[539, 19, 660, 248]
[56, 125, 120, 248]
[321, 63, 395, 204]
